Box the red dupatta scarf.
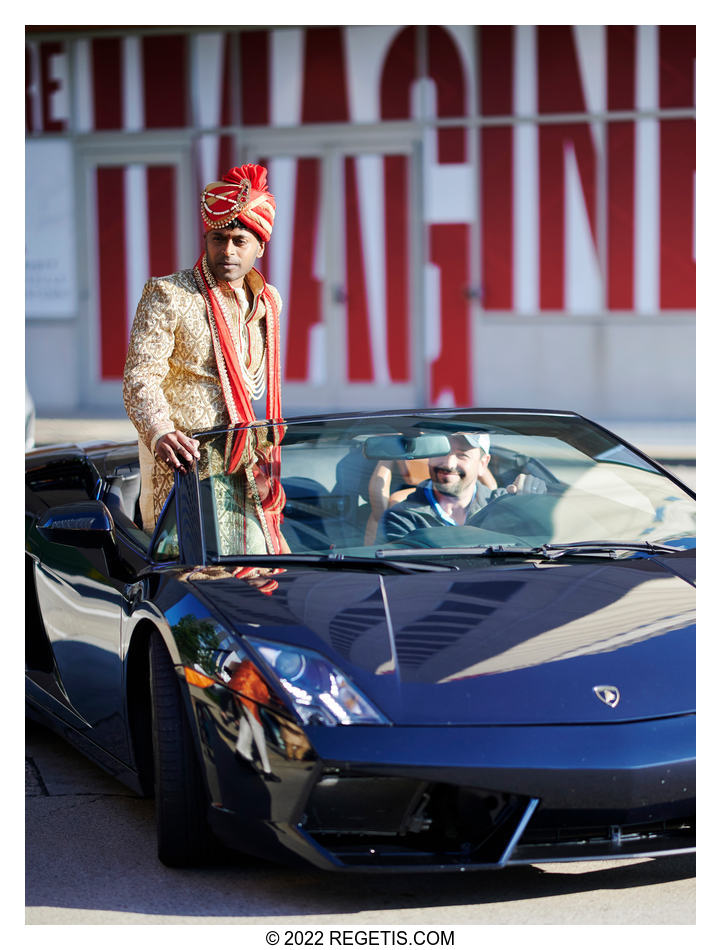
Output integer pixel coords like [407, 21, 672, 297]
[193, 252, 285, 554]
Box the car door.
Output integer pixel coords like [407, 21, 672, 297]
[26, 451, 136, 763]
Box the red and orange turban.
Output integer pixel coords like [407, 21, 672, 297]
[200, 164, 275, 242]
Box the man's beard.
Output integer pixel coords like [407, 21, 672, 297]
[430, 467, 472, 498]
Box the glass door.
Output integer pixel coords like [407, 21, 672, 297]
[79, 141, 195, 408]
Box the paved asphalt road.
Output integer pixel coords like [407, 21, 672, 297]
[25, 720, 695, 926]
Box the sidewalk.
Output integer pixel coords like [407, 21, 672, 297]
[32, 415, 696, 465]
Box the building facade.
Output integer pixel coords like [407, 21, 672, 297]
[25, 25, 695, 420]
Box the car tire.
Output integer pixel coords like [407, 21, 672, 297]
[149, 633, 215, 867]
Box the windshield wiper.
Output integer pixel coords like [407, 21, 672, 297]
[376, 545, 553, 559]
[211, 553, 457, 574]
[376, 540, 682, 561]
[539, 540, 683, 559]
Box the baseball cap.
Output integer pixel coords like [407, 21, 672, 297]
[454, 431, 490, 453]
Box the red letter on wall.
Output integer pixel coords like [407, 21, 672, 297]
[607, 26, 636, 310]
[537, 26, 598, 311]
[478, 25, 514, 311]
[97, 168, 128, 380]
[659, 26, 695, 310]
[39, 42, 66, 132]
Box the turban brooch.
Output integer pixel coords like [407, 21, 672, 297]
[201, 164, 276, 242]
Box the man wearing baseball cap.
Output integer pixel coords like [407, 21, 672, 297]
[380, 431, 544, 542]
[123, 164, 284, 537]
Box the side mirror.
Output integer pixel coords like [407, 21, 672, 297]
[37, 501, 115, 548]
[363, 433, 452, 461]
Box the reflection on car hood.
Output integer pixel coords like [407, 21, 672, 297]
[187, 557, 695, 726]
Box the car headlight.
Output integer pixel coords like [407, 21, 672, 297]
[247, 638, 388, 726]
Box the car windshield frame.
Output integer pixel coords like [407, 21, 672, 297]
[183, 410, 695, 566]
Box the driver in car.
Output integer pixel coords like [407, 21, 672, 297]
[379, 432, 544, 542]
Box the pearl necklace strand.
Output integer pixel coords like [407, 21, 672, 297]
[202, 256, 267, 401]
[234, 290, 267, 402]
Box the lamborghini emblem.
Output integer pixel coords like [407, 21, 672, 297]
[594, 685, 620, 708]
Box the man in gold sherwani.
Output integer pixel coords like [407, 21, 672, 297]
[123, 164, 284, 541]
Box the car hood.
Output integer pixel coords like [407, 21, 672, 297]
[187, 555, 695, 726]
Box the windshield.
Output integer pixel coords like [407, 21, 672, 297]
[193, 412, 695, 560]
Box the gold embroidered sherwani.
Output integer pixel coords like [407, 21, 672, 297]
[123, 267, 282, 533]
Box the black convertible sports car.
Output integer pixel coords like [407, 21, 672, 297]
[25, 409, 695, 871]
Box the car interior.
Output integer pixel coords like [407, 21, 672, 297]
[97, 431, 564, 559]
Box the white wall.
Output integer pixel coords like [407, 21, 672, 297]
[26, 323, 80, 413]
[26, 316, 695, 421]
[473, 319, 695, 420]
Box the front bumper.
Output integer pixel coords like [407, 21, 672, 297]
[193, 691, 695, 871]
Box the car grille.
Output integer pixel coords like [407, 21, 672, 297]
[300, 775, 537, 868]
[298, 774, 695, 869]
[509, 814, 695, 863]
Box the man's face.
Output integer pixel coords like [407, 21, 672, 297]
[205, 226, 265, 287]
[429, 436, 488, 498]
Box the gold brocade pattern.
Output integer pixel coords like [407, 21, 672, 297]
[203, 441, 267, 555]
[123, 267, 282, 527]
